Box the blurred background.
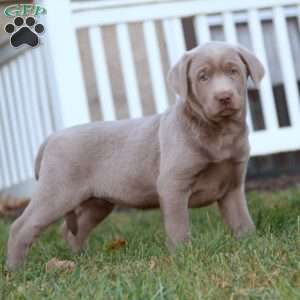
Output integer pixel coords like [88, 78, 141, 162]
[0, 0, 300, 207]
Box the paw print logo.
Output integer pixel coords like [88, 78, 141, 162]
[5, 16, 44, 48]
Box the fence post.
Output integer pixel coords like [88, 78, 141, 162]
[40, 0, 90, 129]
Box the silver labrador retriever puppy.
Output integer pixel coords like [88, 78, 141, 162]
[7, 42, 264, 270]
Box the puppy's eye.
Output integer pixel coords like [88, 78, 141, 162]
[230, 68, 238, 75]
[198, 73, 209, 82]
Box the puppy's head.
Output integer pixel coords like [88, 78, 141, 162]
[168, 42, 264, 123]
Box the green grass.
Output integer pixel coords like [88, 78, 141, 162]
[1, 188, 300, 300]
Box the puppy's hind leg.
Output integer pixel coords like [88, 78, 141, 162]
[6, 187, 83, 271]
[61, 198, 114, 253]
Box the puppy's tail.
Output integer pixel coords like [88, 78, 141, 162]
[34, 138, 49, 180]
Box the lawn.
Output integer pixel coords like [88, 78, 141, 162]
[1, 188, 300, 300]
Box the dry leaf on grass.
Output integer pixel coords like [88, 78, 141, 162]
[149, 259, 157, 270]
[45, 258, 76, 272]
[107, 239, 126, 251]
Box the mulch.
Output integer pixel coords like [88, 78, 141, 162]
[246, 174, 300, 192]
[0, 195, 30, 220]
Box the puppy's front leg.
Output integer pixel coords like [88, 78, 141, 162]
[157, 178, 190, 250]
[218, 186, 255, 238]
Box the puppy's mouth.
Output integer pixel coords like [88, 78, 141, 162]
[218, 107, 239, 117]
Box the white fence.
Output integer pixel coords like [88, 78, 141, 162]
[0, 39, 54, 191]
[0, 0, 300, 192]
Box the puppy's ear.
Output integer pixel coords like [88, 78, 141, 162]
[167, 51, 192, 100]
[236, 46, 265, 86]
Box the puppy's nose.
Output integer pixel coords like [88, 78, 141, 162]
[215, 91, 233, 106]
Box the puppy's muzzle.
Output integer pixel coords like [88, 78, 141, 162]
[215, 90, 233, 107]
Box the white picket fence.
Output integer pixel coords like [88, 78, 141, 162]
[0, 39, 54, 191]
[0, 0, 300, 192]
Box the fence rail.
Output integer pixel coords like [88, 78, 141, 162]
[71, 0, 300, 27]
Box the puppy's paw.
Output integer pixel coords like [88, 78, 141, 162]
[166, 236, 190, 253]
[6, 256, 23, 272]
[234, 223, 256, 239]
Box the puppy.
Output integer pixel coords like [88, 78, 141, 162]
[7, 42, 264, 270]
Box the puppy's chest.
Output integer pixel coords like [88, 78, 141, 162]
[189, 160, 235, 207]
[208, 134, 237, 161]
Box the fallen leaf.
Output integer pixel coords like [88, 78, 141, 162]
[107, 239, 126, 251]
[45, 258, 76, 272]
[149, 259, 157, 270]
